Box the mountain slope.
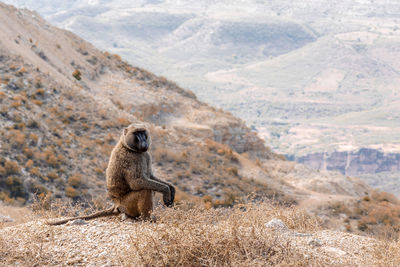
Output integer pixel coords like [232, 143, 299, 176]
[1, 1, 400, 242]
[5, 0, 400, 195]
[0, 3, 283, 206]
[0, 2, 374, 207]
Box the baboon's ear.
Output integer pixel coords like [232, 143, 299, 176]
[124, 128, 128, 135]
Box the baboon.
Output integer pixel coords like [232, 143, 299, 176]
[47, 123, 175, 225]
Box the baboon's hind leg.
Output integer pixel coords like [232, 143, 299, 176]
[137, 190, 153, 220]
[119, 190, 153, 219]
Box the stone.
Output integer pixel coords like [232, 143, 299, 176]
[308, 238, 323, 247]
[264, 218, 288, 231]
[0, 214, 14, 223]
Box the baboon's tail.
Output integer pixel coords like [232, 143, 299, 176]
[46, 205, 118, 226]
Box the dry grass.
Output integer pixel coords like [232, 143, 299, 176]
[1, 198, 400, 266]
[120, 200, 322, 266]
[320, 190, 400, 241]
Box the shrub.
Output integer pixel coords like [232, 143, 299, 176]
[46, 155, 58, 167]
[153, 148, 187, 164]
[35, 88, 45, 96]
[25, 159, 33, 168]
[68, 174, 82, 188]
[72, 69, 82, 80]
[0, 166, 6, 175]
[94, 168, 104, 175]
[47, 171, 58, 180]
[16, 67, 27, 76]
[29, 133, 39, 144]
[30, 167, 40, 177]
[31, 99, 43, 106]
[113, 54, 122, 61]
[4, 160, 20, 175]
[117, 117, 130, 126]
[31, 183, 48, 195]
[65, 186, 79, 198]
[10, 101, 22, 108]
[23, 148, 34, 158]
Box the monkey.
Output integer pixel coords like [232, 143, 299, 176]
[47, 123, 175, 225]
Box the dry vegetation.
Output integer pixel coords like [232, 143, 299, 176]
[123, 202, 322, 266]
[2, 5, 400, 265]
[318, 190, 400, 240]
[0, 45, 285, 215]
[0, 50, 284, 208]
[1, 198, 400, 266]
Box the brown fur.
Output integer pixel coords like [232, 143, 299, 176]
[47, 123, 175, 225]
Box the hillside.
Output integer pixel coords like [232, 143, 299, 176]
[6, 0, 400, 195]
[0, 2, 375, 206]
[1, 2, 400, 256]
[0, 2, 284, 206]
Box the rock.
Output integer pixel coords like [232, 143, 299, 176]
[292, 232, 313, 237]
[308, 238, 323, 247]
[120, 213, 128, 221]
[98, 251, 107, 257]
[264, 218, 288, 231]
[324, 246, 347, 257]
[0, 214, 14, 223]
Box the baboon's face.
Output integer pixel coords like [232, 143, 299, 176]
[124, 126, 150, 152]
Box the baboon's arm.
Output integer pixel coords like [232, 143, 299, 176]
[126, 177, 172, 206]
[145, 152, 175, 205]
[146, 152, 173, 186]
[126, 177, 169, 193]
[150, 173, 175, 205]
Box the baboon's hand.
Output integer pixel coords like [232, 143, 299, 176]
[169, 185, 175, 206]
[163, 187, 173, 207]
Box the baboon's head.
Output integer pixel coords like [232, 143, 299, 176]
[122, 123, 151, 152]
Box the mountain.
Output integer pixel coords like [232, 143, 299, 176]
[0, 2, 282, 206]
[2, 2, 400, 244]
[3, 0, 400, 195]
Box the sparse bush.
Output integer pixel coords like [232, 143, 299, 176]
[47, 171, 58, 180]
[117, 117, 130, 126]
[31, 99, 43, 106]
[35, 88, 45, 96]
[29, 133, 39, 144]
[23, 148, 34, 158]
[10, 100, 22, 108]
[16, 67, 27, 76]
[25, 159, 33, 168]
[68, 174, 82, 188]
[153, 148, 187, 164]
[120, 201, 320, 266]
[65, 186, 79, 198]
[30, 167, 40, 177]
[31, 183, 48, 195]
[0, 166, 6, 176]
[9, 130, 25, 147]
[4, 160, 20, 175]
[113, 54, 122, 61]
[72, 69, 82, 80]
